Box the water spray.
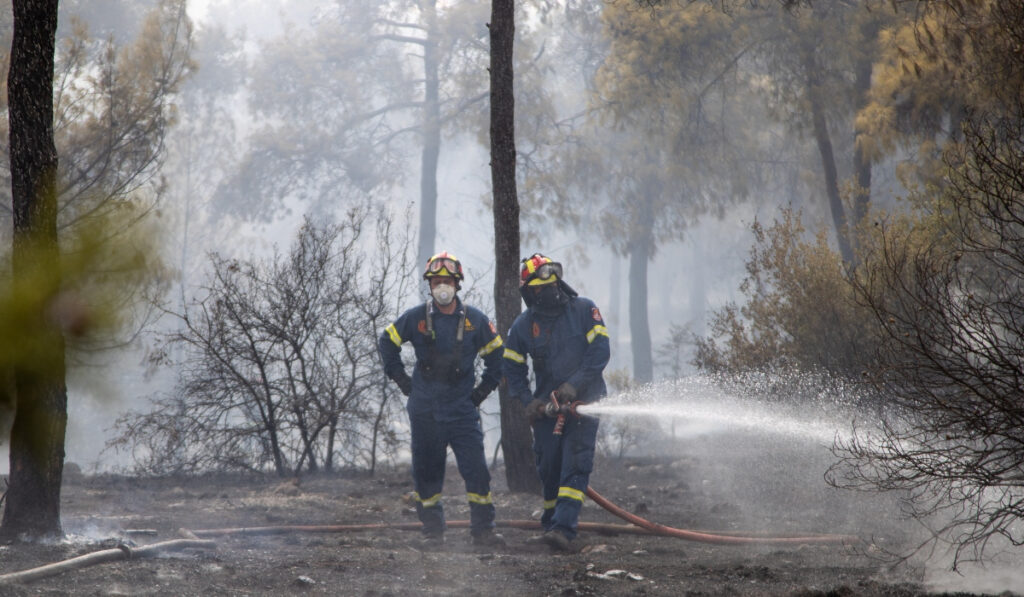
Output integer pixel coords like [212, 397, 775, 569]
[566, 376, 859, 445]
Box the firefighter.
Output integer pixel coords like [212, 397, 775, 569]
[503, 253, 610, 552]
[378, 251, 505, 548]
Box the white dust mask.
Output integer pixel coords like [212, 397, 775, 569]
[431, 283, 456, 306]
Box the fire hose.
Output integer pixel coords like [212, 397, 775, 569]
[0, 398, 855, 585]
[193, 395, 856, 546]
[547, 393, 857, 545]
[1, 482, 856, 585]
[0, 488, 852, 586]
[192, 395, 855, 545]
[184, 488, 856, 545]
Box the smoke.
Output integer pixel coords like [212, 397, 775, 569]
[924, 550, 1024, 594]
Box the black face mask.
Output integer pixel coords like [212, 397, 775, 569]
[532, 284, 568, 311]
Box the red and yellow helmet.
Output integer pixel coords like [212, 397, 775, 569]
[520, 253, 563, 287]
[423, 251, 464, 281]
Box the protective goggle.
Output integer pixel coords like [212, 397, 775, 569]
[427, 257, 461, 277]
[523, 262, 562, 286]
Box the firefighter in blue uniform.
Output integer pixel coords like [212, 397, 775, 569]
[503, 253, 610, 552]
[378, 251, 505, 548]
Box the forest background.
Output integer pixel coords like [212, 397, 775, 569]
[3, 0, 1024, 574]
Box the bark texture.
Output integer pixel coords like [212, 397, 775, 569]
[2, 0, 67, 540]
[489, 0, 539, 494]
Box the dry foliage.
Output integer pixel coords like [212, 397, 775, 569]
[692, 208, 877, 378]
[108, 208, 413, 477]
[830, 106, 1024, 567]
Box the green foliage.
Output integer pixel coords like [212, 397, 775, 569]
[693, 209, 877, 377]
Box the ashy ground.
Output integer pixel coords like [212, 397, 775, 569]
[1, 430, 1022, 596]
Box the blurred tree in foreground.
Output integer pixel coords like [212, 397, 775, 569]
[108, 209, 412, 476]
[1, 0, 190, 540]
[1, 0, 64, 540]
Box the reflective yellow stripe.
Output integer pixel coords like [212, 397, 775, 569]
[478, 335, 504, 356]
[543, 499, 557, 510]
[503, 347, 525, 363]
[385, 323, 402, 347]
[557, 487, 585, 502]
[467, 491, 493, 505]
[586, 324, 609, 344]
[415, 492, 442, 508]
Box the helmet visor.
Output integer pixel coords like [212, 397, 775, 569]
[525, 262, 562, 286]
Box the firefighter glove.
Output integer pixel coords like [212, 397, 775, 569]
[470, 385, 490, 407]
[555, 382, 577, 403]
[525, 398, 547, 424]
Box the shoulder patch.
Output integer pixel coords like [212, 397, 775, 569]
[591, 307, 603, 322]
[489, 321, 497, 334]
[417, 320, 427, 334]
[532, 322, 541, 338]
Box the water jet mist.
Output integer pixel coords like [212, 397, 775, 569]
[575, 373, 861, 445]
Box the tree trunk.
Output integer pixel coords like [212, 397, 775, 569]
[2, 0, 66, 541]
[489, 0, 539, 494]
[608, 254, 621, 368]
[851, 51, 873, 248]
[628, 198, 654, 384]
[688, 228, 707, 339]
[802, 50, 855, 264]
[417, 0, 440, 270]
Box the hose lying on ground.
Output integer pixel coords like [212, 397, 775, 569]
[584, 486, 858, 545]
[191, 485, 855, 545]
[0, 484, 855, 585]
[189, 520, 655, 538]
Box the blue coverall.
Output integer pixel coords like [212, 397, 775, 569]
[378, 298, 504, 538]
[502, 294, 610, 540]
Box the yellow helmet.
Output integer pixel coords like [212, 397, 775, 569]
[424, 251, 464, 281]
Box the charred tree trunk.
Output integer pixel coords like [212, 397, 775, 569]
[417, 0, 440, 270]
[489, 0, 539, 494]
[2, 0, 66, 541]
[628, 198, 654, 384]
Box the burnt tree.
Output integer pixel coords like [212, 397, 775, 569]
[832, 108, 1024, 566]
[489, 0, 538, 493]
[2, 0, 66, 540]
